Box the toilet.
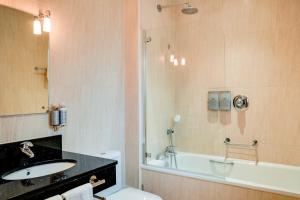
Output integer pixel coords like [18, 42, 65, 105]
[94, 151, 162, 200]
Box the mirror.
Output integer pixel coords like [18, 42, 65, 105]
[0, 5, 49, 116]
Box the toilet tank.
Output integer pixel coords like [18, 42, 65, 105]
[95, 151, 122, 197]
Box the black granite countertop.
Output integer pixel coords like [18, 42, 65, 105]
[0, 136, 117, 200]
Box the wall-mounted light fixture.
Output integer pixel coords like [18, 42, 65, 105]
[33, 16, 42, 35]
[33, 10, 51, 35]
[43, 10, 51, 32]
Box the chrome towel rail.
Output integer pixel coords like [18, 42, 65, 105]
[61, 176, 106, 200]
[93, 196, 105, 200]
[63, 196, 103, 200]
[224, 138, 259, 164]
[224, 138, 258, 149]
[209, 159, 234, 165]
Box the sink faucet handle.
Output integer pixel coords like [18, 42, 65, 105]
[20, 141, 34, 148]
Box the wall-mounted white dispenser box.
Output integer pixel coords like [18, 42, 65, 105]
[208, 91, 219, 111]
[49, 104, 67, 131]
[59, 107, 67, 126]
[219, 91, 231, 111]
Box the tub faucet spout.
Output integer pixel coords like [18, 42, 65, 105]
[165, 145, 176, 154]
[165, 145, 177, 169]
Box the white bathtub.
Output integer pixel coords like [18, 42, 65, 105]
[143, 152, 300, 198]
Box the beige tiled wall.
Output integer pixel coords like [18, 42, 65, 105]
[124, 0, 139, 187]
[145, 0, 300, 166]
[0, 0, 125, 156]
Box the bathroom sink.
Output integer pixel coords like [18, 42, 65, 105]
[2, 159, 77, 181]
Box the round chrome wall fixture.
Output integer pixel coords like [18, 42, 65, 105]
[233, 95, 249, 111]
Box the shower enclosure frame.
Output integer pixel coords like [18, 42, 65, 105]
[141, 30, 148, 166]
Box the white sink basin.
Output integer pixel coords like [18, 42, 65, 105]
[2, 160, 76, 180]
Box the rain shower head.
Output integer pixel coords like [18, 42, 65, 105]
[181, 3, 198, 15]
[157, 2, 198, 15]
[157, 4, 163, 12]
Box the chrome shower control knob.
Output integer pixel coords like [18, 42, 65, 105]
[233, 95, 249, 111]
[235, 98, 244, 107]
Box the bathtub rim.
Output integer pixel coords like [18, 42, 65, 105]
[141, 153, 300, 199]
[174, 151, 300, 170]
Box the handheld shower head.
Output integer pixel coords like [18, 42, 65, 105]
[173, 114, 181, 124]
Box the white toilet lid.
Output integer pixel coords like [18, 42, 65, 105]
[106, 187, 162, 200]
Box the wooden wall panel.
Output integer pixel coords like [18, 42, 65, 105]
[142, 169, 300, 200]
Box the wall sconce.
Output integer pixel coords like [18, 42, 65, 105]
[33, 10, 51, 35]
[43, 10, 51, 32]
[33, 16, 42, 35]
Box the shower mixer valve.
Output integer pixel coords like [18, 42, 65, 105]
[167, 128, 174, 135]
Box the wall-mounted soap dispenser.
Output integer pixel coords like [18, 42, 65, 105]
[208, 91, 219, 111]
[50, 104, 67, 131]
[219, 91, 231, 111]
[208, 91, 231, 111]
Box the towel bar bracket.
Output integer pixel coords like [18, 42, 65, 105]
[93, 195, 105, 200]
[90, 175, 106, 188]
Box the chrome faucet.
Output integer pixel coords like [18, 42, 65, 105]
[166, 128, 176, 154]
[166, 128, 177, 169]
[165, 145, 176, 154]
[20, 141, 34, 158]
